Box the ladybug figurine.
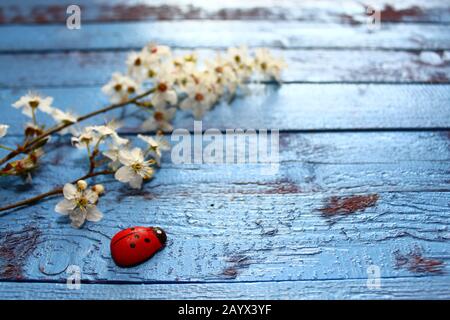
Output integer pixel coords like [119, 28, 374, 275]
[110, 226, 167, 267]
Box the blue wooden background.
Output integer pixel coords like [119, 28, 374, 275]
[0, 0, 449, 299]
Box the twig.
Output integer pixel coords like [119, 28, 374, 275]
[0, 170, 113, 212]
[0, 88, 155, 167]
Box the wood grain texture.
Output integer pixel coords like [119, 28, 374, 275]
[0, 132, 449, 287]
[2, 49, 450, 88]
[1, 276, 449, 300]
[1, 0, 449, 24]
[2, 84, 449, 135]
[1, 21, 449, 53]
[2, 131, 450, 192]
[1, 0, 449, 300]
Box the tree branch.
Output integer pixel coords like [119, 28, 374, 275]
[0, 88, 155, 167]
[0, 170, 113, 212]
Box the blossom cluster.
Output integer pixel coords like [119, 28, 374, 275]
[12, 92, 78, 134]
[0, 44, 285, 228]
[0, 93, 78, 181]
[55, 180, 104, 228]
[103, 44, 286, 129]
[66, 121, 169, 227]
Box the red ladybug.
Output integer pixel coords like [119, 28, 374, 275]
[110, 226, 167, 267]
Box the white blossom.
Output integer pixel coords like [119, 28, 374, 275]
[50, 108, 77, 124]
[180, 81, 217, 119]
[206, 55, 238, 96]
[49, 109, 78, 135]
[173, 53, 198, 76]
[72, 122, 128, 150]
[172, 56, 198, 92]
[145, 44, 172, 62]
[141, 105, 176, 132]
[114, 147, 155, 189]
[227, 46, 254, 82]
[71, 127, 99, 149]
[103, 134, 131, 170]
[12, 92, 54, 117]
[102, 73, 140, 103]
[87, 122, 129, 146]
[102, 144, 123, 170]
[138, 133, 170, 165]
[126, 50, 149, 81]
[55, 181, 103, 228]
[150, 64, 178, 108]
[254, 48, 286, 82]
[0, 124, 8, 139]
[142, 44, 172, 80]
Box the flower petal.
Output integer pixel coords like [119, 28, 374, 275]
[0, 124, 9, 138]
[63, 183, 79, 200]
[69, 208, 86, 228]
[165, 90, 178, 105]
[55, 199, 76, 215]
[129, 175, 143, 189]
[141, 118, 157, 131]
[179, 98, 193, 110]
[151, 93, 167, 108]
[115, 166, 134, 183]
[131, 147, 144, 162]
[103, 148, 119, 161]
[111, 133, 129, 146]
[84, 189, 99, 204]
[86, 206, 103, 222]
[21, 106, 33, 118]
[159, 121, 173, 132]
[137, 165, 154, 180]
[70, 218, 85, 228]
[138, 134, 156, 147]
[118, 149, 135, 166]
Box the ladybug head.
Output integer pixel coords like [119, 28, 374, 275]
[152, 227, 167, 245]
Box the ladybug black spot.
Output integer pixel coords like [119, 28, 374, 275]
[130, 227, 135, 231]
[134, 234, 140, 239]
[130, 243, 136, 248]
[145, 238, 151, 243]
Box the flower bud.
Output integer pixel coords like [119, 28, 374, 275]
[92, 184, 105, 195]
[77, 180, 88, 190]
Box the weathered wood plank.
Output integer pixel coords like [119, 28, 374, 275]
[0, 188, 449, 283]
[0, 133, 449, 284]
[2, 49, 450, 88]
[2, 131, 450, 189]
[1, 84, 449, 135]
[1, 21, 449, 53]
[1, 0, 449, 24]
[1, 276, 449, 299]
